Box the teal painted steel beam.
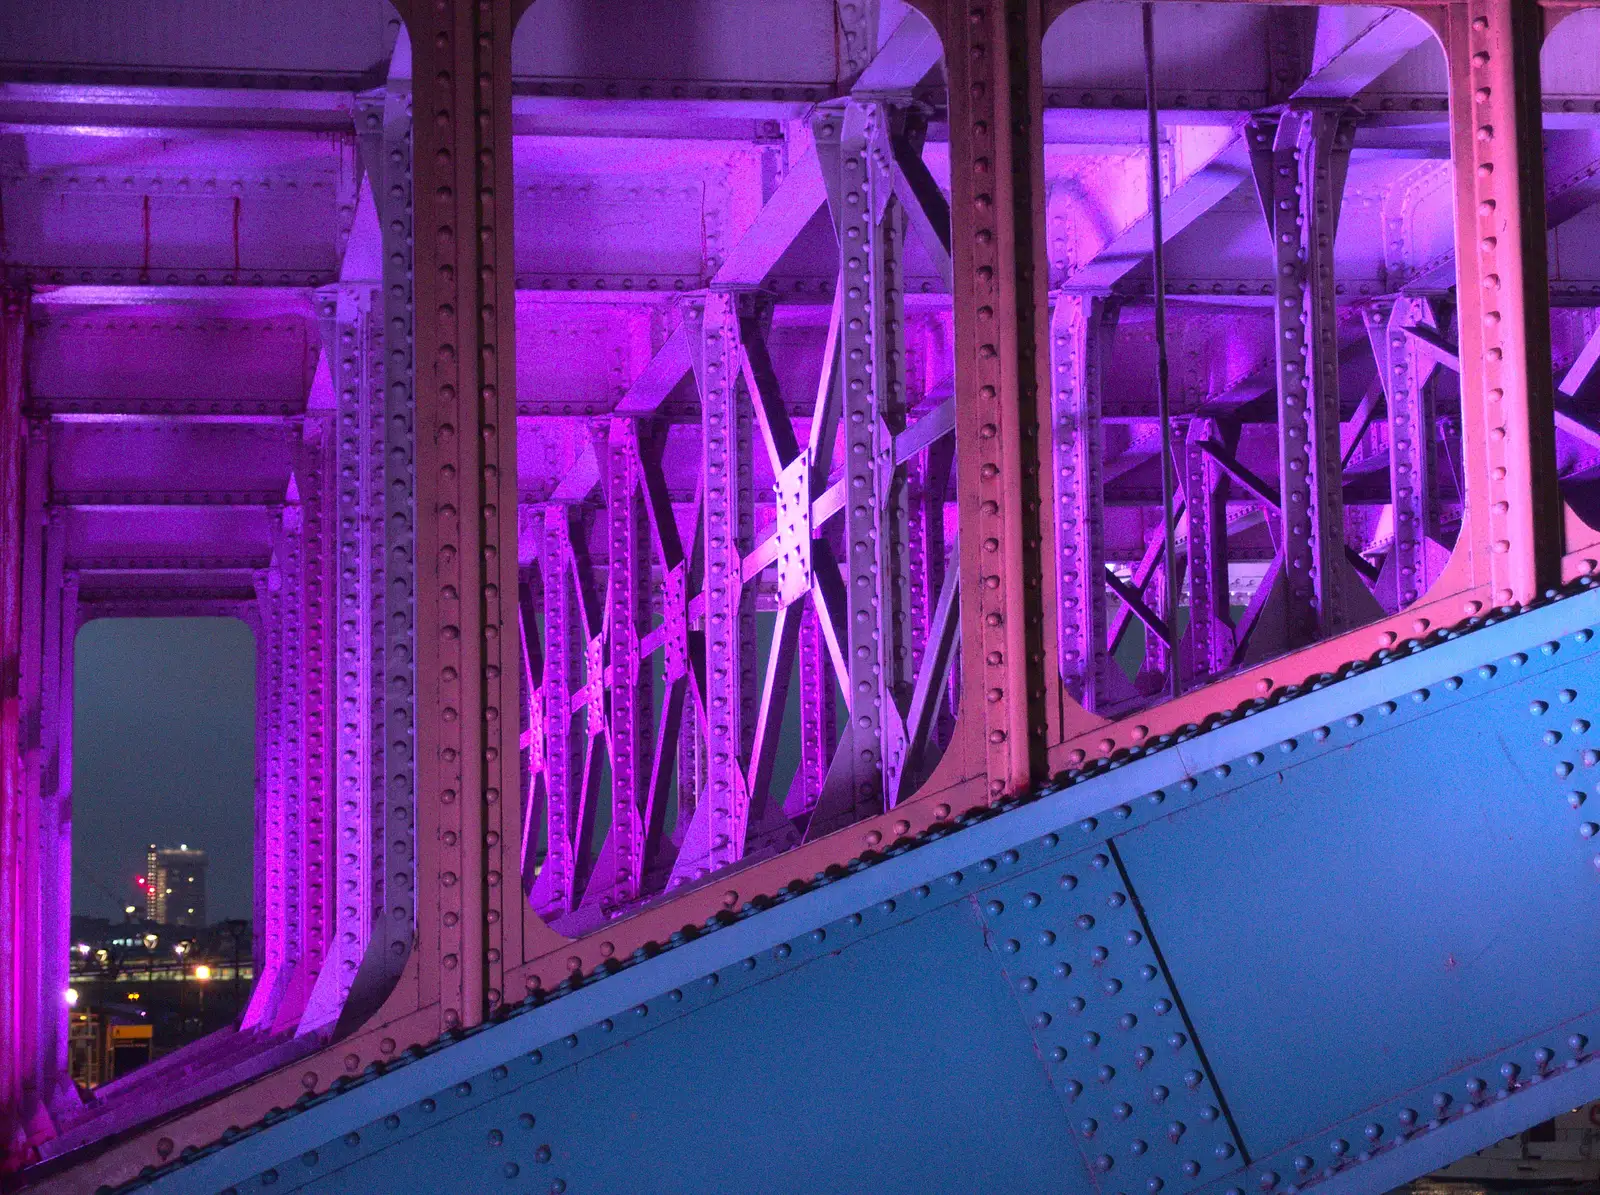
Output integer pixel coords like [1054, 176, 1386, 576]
[93, 582, 1600, 1195]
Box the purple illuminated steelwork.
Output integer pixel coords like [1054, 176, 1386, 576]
[674, 294, 758, 883]
[588, 417, 648, 912]
[307, 284, 382, 1031]
[1, 1, 1595, 1185]
[0, 291, 24, 1154]
[1052, 295, 1114, 714]
[528, 506, 578, 916]
[1369, 297, 1449, 612]
[1250, 109, 1359, 647]
[820, 101, 903, 832]
[1182, 417, 1236, 686]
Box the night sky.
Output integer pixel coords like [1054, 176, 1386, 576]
[72, 618, 256, 923]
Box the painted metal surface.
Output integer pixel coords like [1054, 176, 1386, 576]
[91, 581, 1600, 1195]
[1, 0, 1598, 1186]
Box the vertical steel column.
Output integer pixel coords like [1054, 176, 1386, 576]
[15, 416, 45, 1124]
[945, 0, 1055, 794]
[1250, 108, 1356, 646]
[1447, 0, 1559, 604]
[374, 70, 418, 996]
[0, 291, 24, 1146]
[672, 484, 704, 838]
[243, 552, 289, 1029]
[587, 419, 648, 910]
[52, 573, 76, 1096]
[36, 507, 65, 1108]
[816, 100, 911, 819]
[1369, 298, 1440, 610]
[904, 478, 934, 691]
[678, 296, 756, 879]
[272, 480, 309, 1029]
[53, 574, 77, 924]
[528, 508, 577, 915]
[294, 414, 335, 1028]
[1051, 295, 1114, 713]
[306, 285, 384, 1030]
[350, 78, 419, 1005]
[516, 571, 538, 896]
[1182, 418, 1235, 686]
[902, 432, 953, 776]
[247, 568, 272, 1011]
[403, 0, 522, 1028]
[568, 503, 606, 907]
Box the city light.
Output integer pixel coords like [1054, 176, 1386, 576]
[76, 943, 90, 957]
[142, 933, 158, 950]
[173, 942, 187, 957]
[194, 965, 211, 981]
[63, 988, 78, 1007]
[128, 992, 140, 1001]
[124, 905, 136, 916]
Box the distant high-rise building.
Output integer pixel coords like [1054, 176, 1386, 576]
[143, 845, 207, 927]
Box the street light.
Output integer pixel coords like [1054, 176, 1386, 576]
[63, 988, 78, 1007]
[192, 963, 212, 1023]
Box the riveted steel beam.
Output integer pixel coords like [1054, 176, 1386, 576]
[1250, 107, 1357, 647]
[1052, 295, 1116, 714]
[278, 411, 335, 1034]
[370, 73, 418, 1000]
[671, 296, 756, 884]
[11, 413, 47, 1127]
[12, 0, 1598, 1182]
[1367, 298, 1443, 611]
[115, 577, 1600, 1195]
[396, 0, 525, 1028]
[33, 506, 66, 1118]
[242, 560, 288, 1030]
[1446, 0, 1560, 605]
[268, 483, 310, 1032]
[305, 284, 385, 1033]
[811, 99, 914, 827]
[527, 509, 579, 918]
[946, 0, 1055, 793]
[1183, 417, 1236, 687]
[578, 419, 650, 913]
[903, 437, 955, 766]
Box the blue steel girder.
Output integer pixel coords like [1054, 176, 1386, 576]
[105, 582, 1600, 1195]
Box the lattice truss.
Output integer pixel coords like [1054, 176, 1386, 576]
[8, 0, 1600, 1182]
[497, 0, 1600, 917]
[514, 101, 963, 927]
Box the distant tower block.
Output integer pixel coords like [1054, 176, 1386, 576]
[144, 845, 208, 928]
